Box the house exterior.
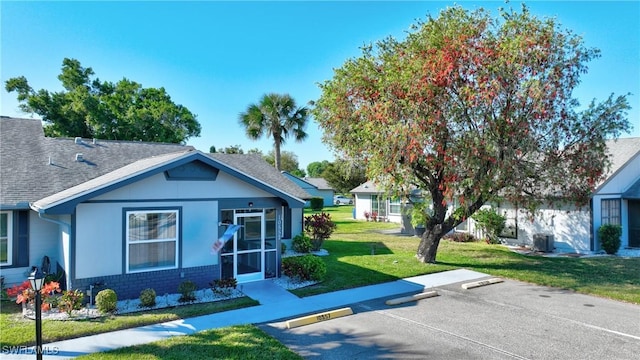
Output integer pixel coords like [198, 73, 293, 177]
[499, 137, 640, 253]
[0, 117, 311, 299]
[350, 181, 403, 223]
[281, 173, 335, 207]
[350, 138, 640, 254]
[350, 181, 474, 235]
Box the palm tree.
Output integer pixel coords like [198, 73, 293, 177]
[238, 93, 309, 171]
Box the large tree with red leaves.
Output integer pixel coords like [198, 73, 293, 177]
[312, 5, 631, 263]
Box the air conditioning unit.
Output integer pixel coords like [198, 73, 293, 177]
[533, 234, 554, 252]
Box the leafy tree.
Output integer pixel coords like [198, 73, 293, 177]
[307, 160, 331, 177]
[312, 5, 630, 263]
[219, 145, 245, 154]
[321, 159, 367, 194]
[238, 93, 309, 171]
[209, 145, 217, 153]
[5, 58, 201, 143]
[264, 150, 305, 176]
[247, 148, 264, 155]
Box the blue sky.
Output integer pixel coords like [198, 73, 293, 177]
[1, 1, 638, 170]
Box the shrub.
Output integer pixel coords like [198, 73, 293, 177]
[598, 224, 622, 255]
[95, 289, 118, 314]
[443, 232, 477, 243]
[139, 288, 157, 308]
[8, 280, 60, 311]
[292, 233, 312, 253]
[210, 278, 237, 297]
[282, 255, 327, 282]
[58, 289, 84, 315]
[310, 197, 324, 211]
[304, 212, 336, 251]
[178, 280, 198, 303]
[472, 208, 506, 244]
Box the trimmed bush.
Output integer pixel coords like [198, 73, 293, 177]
[443, 232, 477, 243]
[139, 288, 156, 308]
[95, 289, 117, 314]
[310, 197, 324, 211]
[282, 255, 327, 282]
[472, 208, 506, 244]
[292, 233, 312, 253]
[58, 289, 84, 315]
[598, 224, 622, 255]
[210, 278, 237, 297]
[178, 280, 198, 303]
[304, 212, 336, 251]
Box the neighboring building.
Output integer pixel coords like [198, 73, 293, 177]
[0, 116, 311, 299]
[350, 181, 403, 223]
[499, 137, 640, 253]
[350, 138, 640, 253]
[281, 173, 335, 207]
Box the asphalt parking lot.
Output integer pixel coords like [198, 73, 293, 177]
[259, 278, 640, 359]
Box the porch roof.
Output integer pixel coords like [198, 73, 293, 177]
[622, 178, 640, 200]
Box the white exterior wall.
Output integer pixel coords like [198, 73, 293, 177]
[75, 200, 219, 279]
[94, 171, 273, 201]
[353, 194, 373, 221]
[501, 204, 591, 253]
[0, 212, 62, 287]
[74, 171, 276, 280]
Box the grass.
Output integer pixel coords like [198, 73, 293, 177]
[77, 325, 303, 360]
[0, 297, 258, 347]
[295, 206, 640, 303]
[2, 204, 638, 358]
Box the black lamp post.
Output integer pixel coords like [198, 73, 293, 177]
[28, 267, 45, 360]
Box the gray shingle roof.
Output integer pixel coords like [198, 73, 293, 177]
[303, 177, 333, 190]
[208, 153, 312, 200]
[1, 116, 192, 208]
[1, 116, 310, 210]
[599, 137, 640, 189]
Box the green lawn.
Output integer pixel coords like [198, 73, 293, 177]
[2, 204, 638, 359]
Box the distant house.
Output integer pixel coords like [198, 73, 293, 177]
[350, 181, 403, 223]
[281, 173, 335, 207]
[0, 116, 311, 299]
[350, 138, 640, 254]
[499, 137, 640, 253]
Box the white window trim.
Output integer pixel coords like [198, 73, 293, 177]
[125, 209, 179, 273]
[0, 211, 12, 266]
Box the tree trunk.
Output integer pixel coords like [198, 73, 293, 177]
[274, 140, 282, 171]
[416, 224, 444, 263]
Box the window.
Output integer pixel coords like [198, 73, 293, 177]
[0, 212, 12, 266]
[601, 199, 621, 225]
[126, 210, 179, 272]
[371, 195, 387, 217]
[389, 198, 402, 215]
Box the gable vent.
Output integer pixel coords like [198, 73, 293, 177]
[75, 153, 84, 162]
[74, 137, 82, 144]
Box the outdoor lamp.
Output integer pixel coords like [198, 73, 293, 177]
[28, 266, 44, 360]
[28, 267, 45, 292]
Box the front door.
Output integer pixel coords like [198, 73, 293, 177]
[629, 200, 640, 248]
[233, 213, 264, 282]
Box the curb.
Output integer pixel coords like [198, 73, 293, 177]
[461, 278, 504, 290]
[385, 290, 439, 305]
[286, 307, 354, 329]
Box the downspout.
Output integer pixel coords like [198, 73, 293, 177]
[36, 211, 73, 290]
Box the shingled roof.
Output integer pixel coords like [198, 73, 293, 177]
[208, 153, 311, 200]
[0, 117, 191, 208]
[1, 116, 310, 210]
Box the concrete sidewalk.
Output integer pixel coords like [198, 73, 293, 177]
[3, 269, 488, 359]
